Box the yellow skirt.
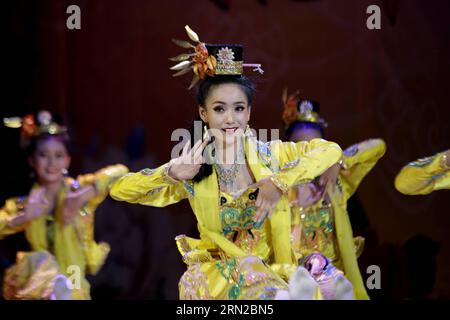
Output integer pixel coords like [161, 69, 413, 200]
[179, 255, 288, 300]
[2, 251, 88, 300]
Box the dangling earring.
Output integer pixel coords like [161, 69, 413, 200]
[203, 125, 210, 141]
[62, 168, 68, 176]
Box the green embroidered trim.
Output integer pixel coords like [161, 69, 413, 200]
[281, 159, 300, 170]
[257, 141, 272, 166]
[147, 187, 163, 197]
[409, 155, 437, 168]
[140, 168, 156, 176]
[220, 206, 257, 236]
[303, 204, 334, 237]
[184, 181, 195, 197]
[216, 257, 245, 300]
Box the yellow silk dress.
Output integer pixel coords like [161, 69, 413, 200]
[0, 164, 128, 299]
[395, 151, 450, 195]
[290, 138, 386, 300]
[110, 136, 342, 299]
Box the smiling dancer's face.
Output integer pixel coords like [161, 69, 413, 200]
[199, 83, 251, 145]
[29, 137, 71, 185]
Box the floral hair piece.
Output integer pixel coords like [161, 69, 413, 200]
[170, 25, 263, 89]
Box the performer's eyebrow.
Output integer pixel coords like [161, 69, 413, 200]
[211, 100, 246, 105]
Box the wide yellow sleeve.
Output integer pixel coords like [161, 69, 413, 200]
[340, 138, 386, 200]
[109, 162, 189, 207]
[76, 164, 129, 214]
[0, 197, 27, 239]
[269, 138, 343, 193]
[79, 216, 111, 276]
[65, 165, 128, 276]
[395, 151, 450, 195]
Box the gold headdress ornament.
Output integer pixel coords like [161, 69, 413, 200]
[281, 88, 328, 129]
[170, 25, 264, 89]
[3, 110, 68, 148]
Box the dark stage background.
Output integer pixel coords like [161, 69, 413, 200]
[1, 0, 449, 299]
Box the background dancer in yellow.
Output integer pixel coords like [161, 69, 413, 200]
[1, 111, 128, 299]
[282, 90, 386, 299]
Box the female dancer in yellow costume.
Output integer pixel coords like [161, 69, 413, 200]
[282, 91, 386, 299]
[1, 110, 128, 299]
[110, 26, 343, 300]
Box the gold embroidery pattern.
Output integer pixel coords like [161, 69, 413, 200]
[179, 263, 211, 300]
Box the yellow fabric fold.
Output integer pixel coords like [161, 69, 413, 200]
[395, 151, 450, 195]
[330, 187, 369, 300]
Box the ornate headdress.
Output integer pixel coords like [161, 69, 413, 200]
[170, 25, 264, 89]
[3, 110, 68, 148]
[281, 88, 328, 129]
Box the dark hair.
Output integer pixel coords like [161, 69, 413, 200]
[25, 133, 71, 157]
[285, 121, 325, 141]
[285, 98, 324, 141]
[190, 75, 255, 183]
[196, 75, 255, 107]
[188, 117, 212, 183]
